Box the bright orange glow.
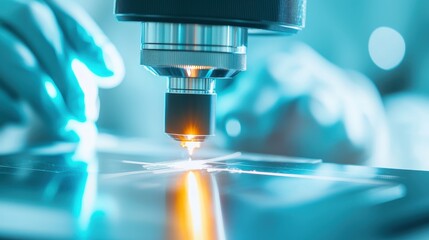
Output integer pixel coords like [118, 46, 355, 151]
[184, 126, 199, 136]
[183, 66, 211, 78]
[168, 171, 222, 240]
[187, 172, 203, 238]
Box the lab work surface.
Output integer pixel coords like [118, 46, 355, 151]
[1, 138, 429, 240]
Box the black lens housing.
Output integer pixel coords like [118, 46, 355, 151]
[165, 93, 216, 142]
[115, 0, 305, 33]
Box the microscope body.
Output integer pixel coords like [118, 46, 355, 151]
[114, 0, 306, 146]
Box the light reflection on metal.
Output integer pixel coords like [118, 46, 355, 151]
[168, 171, 225, 240]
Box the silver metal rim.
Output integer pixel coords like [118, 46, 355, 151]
[168, 78, 215, 94]
[141, 22, 248, 79]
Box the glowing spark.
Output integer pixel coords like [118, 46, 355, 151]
[102, 152, 242, 179]
[186, 134, 195, 141]
[181, 141, 201, 156]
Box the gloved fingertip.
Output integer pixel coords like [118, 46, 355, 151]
[60, 118, 99, 144]
[59, 128, 81, 143]
[76, 110, 87, 123]
[98, 42, 125, 87]
[57, 118, 84, 142]
[66, 97, 87, 122]
[79, 41, 125, 88]
[62, 14, 124, 87]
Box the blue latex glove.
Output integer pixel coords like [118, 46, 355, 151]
[217, 42, 389, 164]
[0, 0, 124, 141]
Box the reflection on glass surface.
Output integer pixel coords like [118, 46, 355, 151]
[2, 140, 429, 239]
[77, 160, 98, 237]
[0, 151, 98, 239]
[0, 137, 103, 239]
[168, 171, 225, 240]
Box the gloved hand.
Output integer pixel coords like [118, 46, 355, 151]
[0, 0, 124, 142]
[217, 41, 389, 164]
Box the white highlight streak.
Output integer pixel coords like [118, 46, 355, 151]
[207, 168, 389, 185]
[103, 152, 242, 179]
